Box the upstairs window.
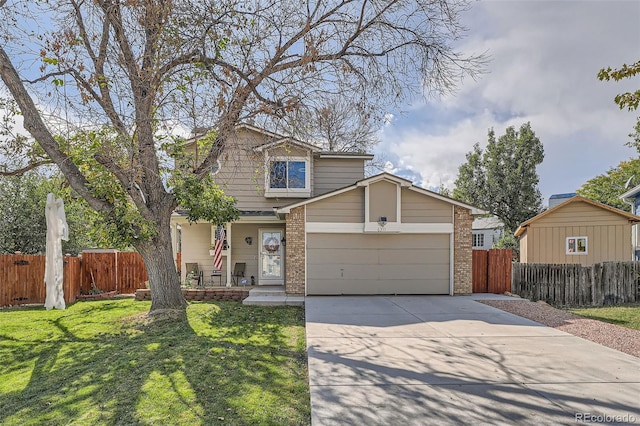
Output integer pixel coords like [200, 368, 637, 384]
[270, 160, 306, 189]
[265, 157, 310, 197]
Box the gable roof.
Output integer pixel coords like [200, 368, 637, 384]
[277, 172, 486, 215]
[514, 195, 640, 237]
[184, 123, 375, 158]
[473, 216, 504, 230]
[253, 137, 321, 153]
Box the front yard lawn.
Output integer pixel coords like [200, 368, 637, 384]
[0, 299, 310, 425]
[569, 304, 640, 331]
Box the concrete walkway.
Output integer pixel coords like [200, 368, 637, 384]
[306, 295, 640, 425]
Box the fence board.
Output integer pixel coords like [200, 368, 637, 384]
[63, 256, 81, 303]
[0, 254, 81, 307]
[81, 251, 117, 294]
[472, 250, 488, 293]
[488, 249, 512, 294]
[512, 261, 639, 306]
[1, 251, 147, 307]
[473, 249, 512, 294]
[117, 252, 148, 294]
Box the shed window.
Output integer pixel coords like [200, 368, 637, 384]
[472, 233, 484, 248]
[566, 236, 587, 255]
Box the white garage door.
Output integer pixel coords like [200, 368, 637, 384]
[306, 233, 450, 295]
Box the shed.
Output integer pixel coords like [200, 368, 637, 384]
[514, 196, 640, 266]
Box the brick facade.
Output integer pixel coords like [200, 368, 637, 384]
[285, 206, 306, 295]
[453, 206, 473, 294]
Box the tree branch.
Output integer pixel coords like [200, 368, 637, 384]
[0, 47, 114, 214]
[70, 0, 128, 135]
[0, 160, 53, 176]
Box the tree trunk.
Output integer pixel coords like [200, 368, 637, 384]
[136, 217, 187, 318]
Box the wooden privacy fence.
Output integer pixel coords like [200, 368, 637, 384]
[80, 251, 148, 294]
[0, 251, 148, 307]
[512, 262, 639, 306]
[0, 254, 81, 307]
[472, 249, 513, 293]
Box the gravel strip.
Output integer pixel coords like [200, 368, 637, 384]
[479, 299, 640, 359]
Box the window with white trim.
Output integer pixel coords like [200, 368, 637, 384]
[265, 156, 310, 197]
[566, 236, 587, 255]
[472, 233, 484, 248]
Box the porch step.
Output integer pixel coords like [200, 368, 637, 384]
[248, 286, 286, 297]
[242, 286, 304, 306]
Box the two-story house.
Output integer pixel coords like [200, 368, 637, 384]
[171, 124, 483, 297]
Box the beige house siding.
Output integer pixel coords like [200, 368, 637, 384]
[369, 180, 398, 222]
[179, 223, 213, 283]
[183, 127, 368, 212]
[188, 128, 311, 211]
[401, 189, 453, 223]
[520, 201, 633, 266]
[267, 145, 309, 157]
[228, 223, 283, 285]
[306, 188, 365, 223]
[313, 158, 366, 196]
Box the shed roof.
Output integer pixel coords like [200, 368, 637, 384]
[514, 195, 640, 237]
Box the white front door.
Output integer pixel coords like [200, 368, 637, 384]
[259, 229, 284, 285]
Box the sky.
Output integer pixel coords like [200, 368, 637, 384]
[378, 0, 640, 207]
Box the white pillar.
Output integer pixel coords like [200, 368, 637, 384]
[226, 223, 232, 287]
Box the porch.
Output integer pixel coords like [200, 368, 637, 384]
[172, 215, 287, 289]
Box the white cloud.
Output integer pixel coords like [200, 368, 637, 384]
[379, 0, 640, 205]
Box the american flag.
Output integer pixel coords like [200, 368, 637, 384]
[214, 225, 225, 271]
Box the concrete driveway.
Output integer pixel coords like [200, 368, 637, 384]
[306, 295, 640, 425]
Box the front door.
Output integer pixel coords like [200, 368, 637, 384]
[259, 229, 284, 285]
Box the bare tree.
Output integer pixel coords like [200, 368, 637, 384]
[0, 0, 484, 318]
[283, 97, 379, 152]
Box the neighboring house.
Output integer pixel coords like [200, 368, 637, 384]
[472, 216, 504, 250]
[620, 183, 640, 260]
[548, 193, 576, 209]
[514, 195, 640, 266]
[171, 124, 484, 296]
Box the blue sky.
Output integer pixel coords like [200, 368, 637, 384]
[378, 0, 640, 206]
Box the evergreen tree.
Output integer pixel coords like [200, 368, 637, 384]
[453, 122, 544, 232]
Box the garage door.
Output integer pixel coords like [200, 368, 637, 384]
[306, 233, 450, 295]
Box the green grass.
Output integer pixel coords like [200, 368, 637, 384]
[569, 304, 640, 331]
[0, 299, 310, 425]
